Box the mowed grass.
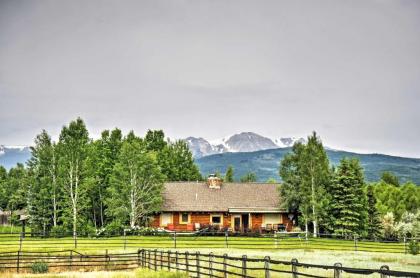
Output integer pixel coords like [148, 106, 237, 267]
[0, 234, 418, 274]
[0, 234, 406, 253]
[2, 269, 188, 278]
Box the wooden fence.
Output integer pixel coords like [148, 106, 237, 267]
[0, 249, 419, 277]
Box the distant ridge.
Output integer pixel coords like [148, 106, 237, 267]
[195, 147, 420, 184]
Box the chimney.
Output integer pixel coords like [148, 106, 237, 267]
[207, 174, 222, 189]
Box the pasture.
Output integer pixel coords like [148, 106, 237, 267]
[0, 232, 419, 274]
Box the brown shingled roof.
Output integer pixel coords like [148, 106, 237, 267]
[161, 182, 284, 212]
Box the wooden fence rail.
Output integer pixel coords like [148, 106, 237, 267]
[0, 249, 419, 277]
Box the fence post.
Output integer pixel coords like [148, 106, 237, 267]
[74, 231, 77, 249]
[124, 230, 127, 250]
[275, 233, 278, 248]
[174, 231, 177, 249]
[16, 250, 20, 273]
[175, 251, 179, 271]
[105, 249, 109, 270]
[225, 231, 229, 248]
[354, 235, 357, 252]
[209, 252, 214, 278]
[333, 263, 342, 278]
[185, 251, 190, 274]
[160, 250, 163, 270]
[380, 265, 390, 278]
[70, 250, 73, 270]
[154, 249, 157, 271]
[291, 258, 298, 278]
[264, 256, 270, 278]
[148, 249, 151, 269]
[168, 250, 171, 271]
[242, 255, 247, 277]
[19, 232, 23, 251]
[223, 254, 228, 278]
[196, 251, 201, 277]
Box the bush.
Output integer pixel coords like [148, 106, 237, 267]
[50, 225, 68, 237]
[408, 240, 419, 255]
[31, 261, 48, 273]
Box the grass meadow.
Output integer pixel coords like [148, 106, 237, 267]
[0, 232, 419, 276]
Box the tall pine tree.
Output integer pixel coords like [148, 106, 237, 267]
[329, 158, 367, 237]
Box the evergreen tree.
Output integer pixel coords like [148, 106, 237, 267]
[366, 184, 382, 239]
[329, 158, 367, 237]
[0, 166, 8, 210]
[27, 130, 60, 234]
[225, 165, 234, 182]
[240, 172, 257, 182]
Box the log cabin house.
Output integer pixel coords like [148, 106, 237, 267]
[151, 176, 295, 232]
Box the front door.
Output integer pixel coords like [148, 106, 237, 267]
[242, 214, 249, 231]
[233, 216, 241, 232]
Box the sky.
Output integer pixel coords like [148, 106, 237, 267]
[0, 0, 420, 157]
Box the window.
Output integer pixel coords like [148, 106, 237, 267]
[180, 213, 190, 224]
[161, 213, 172, 227]
[211, 214, 223, 225]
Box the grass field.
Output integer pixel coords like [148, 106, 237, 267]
[0, 233, 419, 275]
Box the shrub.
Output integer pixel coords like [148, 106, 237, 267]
[408, 240, 419, 255]
[31, 261, 48, 273]
[50, 225, 68, 237]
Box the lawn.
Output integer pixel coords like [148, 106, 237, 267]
[0, 233, 418, 275]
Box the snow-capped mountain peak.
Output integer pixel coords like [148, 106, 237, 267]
[184, 132, 306, 158]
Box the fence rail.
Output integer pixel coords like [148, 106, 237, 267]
[0, 231, 415, 254]
[0, 249, 419, 277]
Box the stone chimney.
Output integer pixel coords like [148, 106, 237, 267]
[207, 174, 222, 189]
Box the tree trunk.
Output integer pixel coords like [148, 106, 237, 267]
[311, 173, 318, 238]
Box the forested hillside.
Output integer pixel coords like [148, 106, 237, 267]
[196, 148, 420, 184]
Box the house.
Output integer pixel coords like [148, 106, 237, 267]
[150, 176, 295, 232]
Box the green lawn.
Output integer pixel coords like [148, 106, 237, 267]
[0, 234, 418, 275]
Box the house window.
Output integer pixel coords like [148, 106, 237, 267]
[211, 214, 223, 225]
[180, 213, 190, 224]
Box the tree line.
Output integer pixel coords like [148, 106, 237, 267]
[279, 132, 420, 240]
[0, 118, 201, 236]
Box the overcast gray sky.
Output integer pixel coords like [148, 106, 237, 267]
[1, 0, 419, 157]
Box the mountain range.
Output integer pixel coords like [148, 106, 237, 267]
[186, 132, 305, 158]
[1, 132, 420, 184]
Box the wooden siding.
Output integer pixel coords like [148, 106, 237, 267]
[151, 212, 294, 232]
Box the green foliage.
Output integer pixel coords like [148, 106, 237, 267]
[408, 240, 419, 255]
[266, 177, 277, 183]
[225, 165, 234, 182]
[107, 135, 165, 228]
[31, 261, 48, 273]
[57, 117, 90, 235]
[240, 172, 257, 182]
[158, 140, 202, 181]
[381, 171, 400, 186]
[366, 184, 382, 239]
[373, 182, 420, 221]
[279, 132, 331, 236]
[328, 158, 367, 237]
